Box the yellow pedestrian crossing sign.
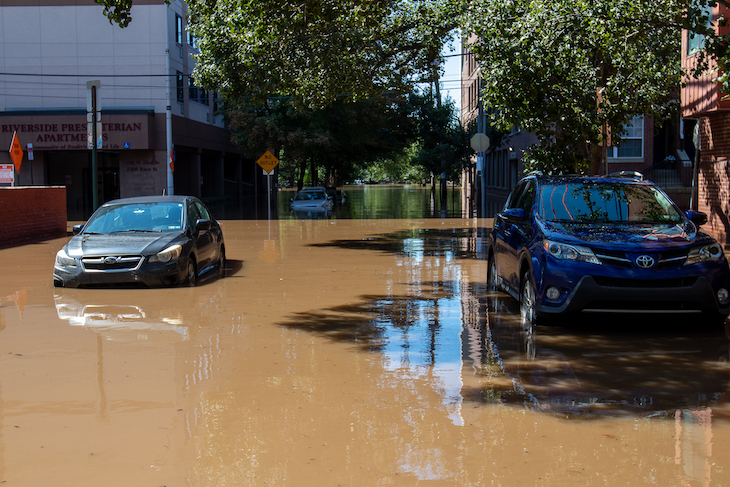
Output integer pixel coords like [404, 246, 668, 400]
[257, 150, 279, 174]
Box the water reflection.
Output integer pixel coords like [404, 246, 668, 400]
[281, 226, 730, 421]
[54, 290, 189, 341]
[475, 293, 730, 418]
[208, 184, 509, 220]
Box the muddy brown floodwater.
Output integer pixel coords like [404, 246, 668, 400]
[1, 217, 730, 486]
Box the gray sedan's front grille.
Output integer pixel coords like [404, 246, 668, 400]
[81, 255, 143, 272]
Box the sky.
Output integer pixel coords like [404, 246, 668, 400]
[440, 37, 462, 115]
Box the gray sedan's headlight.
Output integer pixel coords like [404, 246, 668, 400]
[149, 244, 182, 263]
[685, 243, 724, 265]
[55, 249, 77, 268]
[544, 240, 601, 264]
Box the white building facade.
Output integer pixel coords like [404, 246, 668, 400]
[0, 0, 251, 219]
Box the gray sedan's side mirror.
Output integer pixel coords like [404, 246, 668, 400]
[72, 224, 84, 235]
[196, 219, 211, 231]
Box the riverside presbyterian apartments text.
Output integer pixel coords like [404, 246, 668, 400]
[0, 116, 150, 151]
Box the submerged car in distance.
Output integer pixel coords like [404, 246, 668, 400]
[487, 171, 730, 326]
[53, 195, 225, 288]
[290, 187, 333, 211]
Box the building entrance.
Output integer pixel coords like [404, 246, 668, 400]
[46, 151, 120, 220]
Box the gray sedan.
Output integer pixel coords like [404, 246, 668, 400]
[53, 195, 225, 288]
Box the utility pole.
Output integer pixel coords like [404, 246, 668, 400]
[164, 7, 174, 195]
[87, 80, 101, 211]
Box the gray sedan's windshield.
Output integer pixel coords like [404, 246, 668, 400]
[294, 191, 327, 201]
[538, 182, 682, 223]
[84, 202, 185, 233]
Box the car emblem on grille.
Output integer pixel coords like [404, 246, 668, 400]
[104, 256, 120, 265]
[635, 255, 655, 268]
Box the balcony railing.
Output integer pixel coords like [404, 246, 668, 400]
[643, 156, 693, 188]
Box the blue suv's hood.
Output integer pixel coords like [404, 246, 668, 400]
[538, 219, 712, 250]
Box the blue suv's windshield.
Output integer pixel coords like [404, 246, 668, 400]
[538, 181, 682, 223]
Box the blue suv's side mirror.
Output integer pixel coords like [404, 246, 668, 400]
[503, 208, 526, 220]
[685, 210, 708, 226]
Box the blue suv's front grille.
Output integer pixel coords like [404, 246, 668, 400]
[594, 248, 688, 269]
[594, 250, 632, 268]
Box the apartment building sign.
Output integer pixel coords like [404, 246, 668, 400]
[0, 114, 152, 151]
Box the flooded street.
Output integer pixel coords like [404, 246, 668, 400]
[1, 185, 730, 486]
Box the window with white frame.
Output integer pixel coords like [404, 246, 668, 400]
[175, 15, 183, 44]
[611, 115, 643, 158]
[687, 4, 713, 56]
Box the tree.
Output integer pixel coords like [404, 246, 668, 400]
[187, 0, 462, 109]
[462, 0, 693, 174]
[95, 0, 729, 175]
[226, 93, 418, 189]
[409, 93, 472, 189]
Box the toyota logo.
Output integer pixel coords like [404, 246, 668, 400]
[635, 255, 655, 268]
[104, 256, 119, 265]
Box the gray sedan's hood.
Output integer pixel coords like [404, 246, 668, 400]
[64, 232, 182, 257]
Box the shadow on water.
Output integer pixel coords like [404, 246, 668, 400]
[472, 290, 730, 419]
[280, 281, 730, 420]
[312, 227, 489, 260]
[278, 224, 730, 420]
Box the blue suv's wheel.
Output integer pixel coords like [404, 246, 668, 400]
[520, 272, 537, 326]
[487, 255, 498, 291]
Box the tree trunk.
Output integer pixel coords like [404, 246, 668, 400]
[297, 160, 306, 190]
[310, 159, 317, 186]
[589, 143, 605, 175]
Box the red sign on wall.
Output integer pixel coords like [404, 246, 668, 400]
[0, 164, 14, 184]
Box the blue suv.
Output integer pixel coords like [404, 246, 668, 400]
[487, 172, 730, 326]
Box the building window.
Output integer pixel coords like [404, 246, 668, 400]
[687, 5, 713, 55]
[188, 30, 197, 50]
[200, 89, 209, 106]
[188, 77, 198, 102]
[175, 15, 183, 44]
[611, 115, 643, 158]
[176, 71, 184, 102]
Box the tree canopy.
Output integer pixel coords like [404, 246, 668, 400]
[186, 0, 461, 109]
[94, 0, 730, 174]
[225, 90, 469, 188]
[226, 92, 418, 188]
[463, 0, 691, 173]
[463, 0, 730, 173]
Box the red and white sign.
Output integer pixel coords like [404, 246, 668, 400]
[0, 164, 14, 184]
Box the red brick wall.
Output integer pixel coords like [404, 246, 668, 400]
[0, 187, 67, 246]
[697, 113, 730, 246]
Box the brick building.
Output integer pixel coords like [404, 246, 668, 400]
[682, 4, 730, 247]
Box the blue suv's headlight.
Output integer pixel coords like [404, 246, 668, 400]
[685, 243, 724, 265]
[544, 240, 601, 265]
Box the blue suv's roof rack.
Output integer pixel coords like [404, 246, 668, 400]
[607, 171, 644, 180]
